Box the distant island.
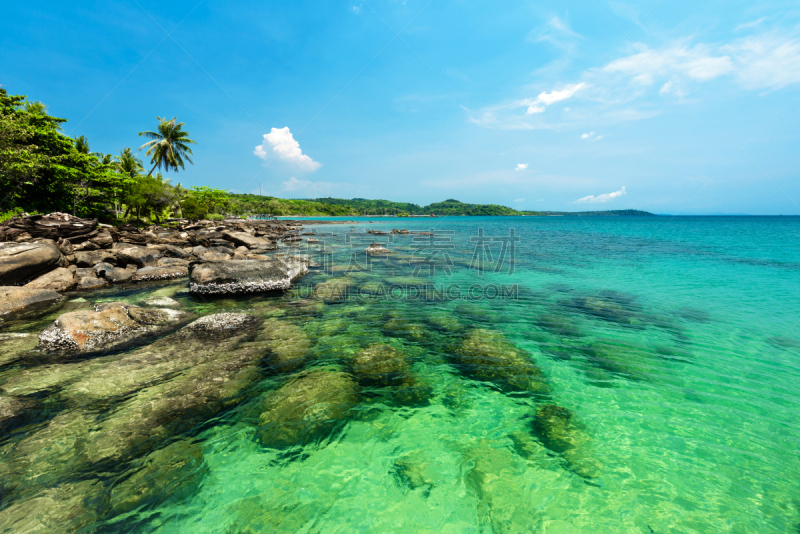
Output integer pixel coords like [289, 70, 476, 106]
[226, 195, 655, 218]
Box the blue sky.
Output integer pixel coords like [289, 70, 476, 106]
[2, 0, 799, 214]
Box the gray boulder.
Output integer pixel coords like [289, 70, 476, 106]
[94, 262, 135, 283]
[0, 242, 62, 285]
[112, 245, 162, 267]
[0, 287, 62, 321]
[189, 258, 307, 295]
[38, 302, 184, 353]
[74, 249, 117, 267]
[76, 276, 107, 290]
[24, 267, 77, 292]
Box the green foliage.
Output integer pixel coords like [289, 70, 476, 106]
[180, 186, 228, 220]
[0, 87, 125, 216]
[206, 213, 225, 221]
[0, 206, 33, 223]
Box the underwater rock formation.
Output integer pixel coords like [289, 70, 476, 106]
[351, 343, 430, 406]
[450, 329, 549, 398]
[107, 439, 206, 517]
[257, 368, 358, 448]
[531, 404, 602, 479]
[463, 444, 535, 533]
[255, 318, 311, 373]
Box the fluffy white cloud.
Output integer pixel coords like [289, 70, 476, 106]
[524, 83, 585, 114]
[514, 198, 525, 202]
[575, 186, 626, 203]
[581, 132, 594, 139]
[254, 127, 321, 172]
[515, 163, 528, 171]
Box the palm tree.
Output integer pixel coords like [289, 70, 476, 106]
[138, 117, 196, 177]
[116, 148, 144, 178]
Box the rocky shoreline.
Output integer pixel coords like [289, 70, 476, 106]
[0, 212, 345, 323]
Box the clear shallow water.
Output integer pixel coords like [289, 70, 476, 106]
[1, 216, 799, 533]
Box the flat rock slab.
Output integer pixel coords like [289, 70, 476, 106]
[190, 259, 307, 295]
[112, 245, 162, 267]
[38, 302, 184, 353]
[25, 267, 77, 292]
[132, 266, 188, 282]
[0, 286, 63, 320]
[0, 242, 63, 285]
[222, 231, 271, 249]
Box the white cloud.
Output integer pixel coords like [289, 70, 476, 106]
[514, 198, 525, 202]
[723, 33, 800, 89]
[581, 132, 594, 139]
[603, 44, 734, 84]
[575, 186, 627, 204]
[524, 83, 586, 114]
[527, 16, 582, 53]
[254, 127, 321, 172]
[351, 4, 362, 14]
[595, 135, 604, 140]
[735, 17, 766, 32]
[516, 163, 529, 171]
[602, 33, 800, 92]
[467, 30, 800, 131]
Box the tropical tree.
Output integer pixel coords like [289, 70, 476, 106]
[115, 148, 144, 178]
[138, 117, 196, 177]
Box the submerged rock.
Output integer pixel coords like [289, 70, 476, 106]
[463, 444, 534, 532]
[531, 404, 602, 479]
[536, 313, 583, 338]
[450, 329, 549, 397]
[255, 318, 311, 373]
[351, 344, 430, 406]
[190, 258, 307, 295]
[0, 479, 104, 534]
[138, 295, 181, 308]
[38, 302, 184, 353]
[24, 267, 77, 292]
[365, 243, 392, 255]
[563, 291, 645, 328]
[392, 451, 437, 495]
[0, 333, 38, 366]
[0, 242, 63, 285]
[257, 368, 358, 448]
[107, 440, 206, 517]
[351, 344, 410, 387]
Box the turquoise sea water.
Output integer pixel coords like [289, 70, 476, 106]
[1, 216, 799, 533]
